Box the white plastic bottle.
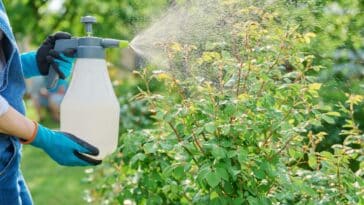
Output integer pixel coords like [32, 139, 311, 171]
[60, 58, 120, 159]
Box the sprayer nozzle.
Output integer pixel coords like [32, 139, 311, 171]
[119, 40, 129, 49]
[101, 39, 129, 49]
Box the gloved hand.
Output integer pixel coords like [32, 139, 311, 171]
[21, 32, 76, 79]
[22, 122, 101, 166]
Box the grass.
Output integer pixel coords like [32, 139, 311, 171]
[21, 147, 88, 205]
[21, 100, 88, 205]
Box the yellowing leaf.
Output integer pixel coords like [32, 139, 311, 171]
[200, 52, 221, 64]
[210, 191, 219, 200]
[326, 112, 341, 117]
[238, 93, 251, 101]
[316, 132, 328, 138]
[288, 119, 295, 124]
[170, 42, 182, 52]
[304, 32, 316, 44]
[346, 94, 364, 105]
[309, 83, 322, 91]
[308, 153, 318, 169]
[157, 73, 171, 80]
[308, 83, 322, 97]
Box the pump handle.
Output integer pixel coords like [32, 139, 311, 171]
[47, 67, 59, 89]
[81, 16, 97, 36]
[46, 39, 78, 89]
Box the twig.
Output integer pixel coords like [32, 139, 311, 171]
[277, 134, 296, 155]
[168, 122, 200, 166]
[236, 61, 243, 97]
[231, 36, 244, 97]
[191, 131, 206, 155]
[201, 132, 208, 141]
[241, 31, 251, 93]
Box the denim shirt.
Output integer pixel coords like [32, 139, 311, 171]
[0, 1, 26, 148]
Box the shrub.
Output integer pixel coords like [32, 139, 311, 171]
[86, 1, 364, 204]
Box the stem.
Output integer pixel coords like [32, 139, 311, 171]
[201, 132, 208, 141]
[140, 70, 158, 112]
[172, 77, 187, 101]
[218, 62, 224, 93]
[276, 134, 296, 155]
[168, 122, 183, 142]
[168, 122, 200, 166]
[349, 101, 361, 134]
[236, 62, 243, 97]
[241, 31, 251, 94]
[182, 44, 191, 78]
[256, 80, 266, 97]
[336, 156, 344, 195]
[242, 58, 251, 93]
[191, 131, 206, 155]
[231, 36, 244, 97]
[263, 104, 294, 148]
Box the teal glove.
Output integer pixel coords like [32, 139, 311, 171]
[23, 123, 101, 166]
[48, 53, 74, 79]
[21, 51, 75, 79]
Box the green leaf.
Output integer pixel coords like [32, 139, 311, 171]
[172, 165, 185, 179]
[211, 146, 227, 160]
[144, 142, 157, 154]
[238, 149, 248, 163]
[322, 115, 335, 124]
[227, 150, 237, 158]
[232, 198, 244, 205]
[206, 172, 221, 188]
[216, 166, 229, 181]
[154, 110, 165, 120]
[320, 151, 333, 160]
[197, 165, 211, 181]
[227, 166, 241, 181]
[247, 196, 260, 205]
[223, 182, 234, 194]
[253, 166, 265, 179]
[301, 185, 316, 196]
[176, 123, 184, 135]
[162, 165, 174, 177]
[210, 191, 219, 200]
[258, 197, 271, 205]
[204, 122, 216, 134]
[129, 153, 146, 165]
[288, 148, 303, 159]
[308, 153, 318, 169]
[159, 141, 173, 151]
[221, 125, 231, 135]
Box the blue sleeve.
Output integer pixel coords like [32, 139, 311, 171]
[20, 51, 41, 78]
[0, 1, 6, 12]
[0, 95, 9, 116]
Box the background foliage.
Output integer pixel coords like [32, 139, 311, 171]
[3, 0, 168, 204]
[3, 0, 363, 204]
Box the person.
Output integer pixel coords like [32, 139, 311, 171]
[0, 1, 101, 204]
[27, 77, 68, 122]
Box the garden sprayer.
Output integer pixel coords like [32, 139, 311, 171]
[47, 16, 129, 159]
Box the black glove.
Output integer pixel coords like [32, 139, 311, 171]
[36, 32, 76, 79]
